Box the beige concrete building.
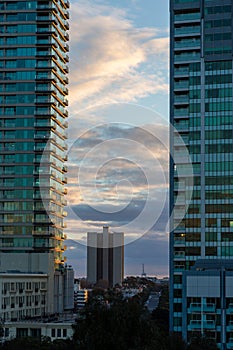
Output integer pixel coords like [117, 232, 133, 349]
[87, 226, 124, 287]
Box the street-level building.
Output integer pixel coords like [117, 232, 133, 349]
[1, 318, 74, 342]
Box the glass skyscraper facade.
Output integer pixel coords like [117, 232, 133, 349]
[170, 0, 233, 348]
[0, 0, 69, 266]
[0, 0, 72, 319]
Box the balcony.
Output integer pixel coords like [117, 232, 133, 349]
[174, 251, 185, 259]
[63, 54, 69, 62]
[174, 13, 200, 23]
[36, 15, 54, 21]
[227, 321, 233, 332]
[188, 303, 216, 313]
[174, 122, 189, 132]
[64, 21, 69, 29]
[203, 304, 215, 313]
[174, 264, 185, 272]
[174, 26, 200, 37]
[37, 4, 50, 9]
[34, 134, 50, 139]
[227, 339, 233, 349]
[227, 304, 233, 314]
[35, 108, 55, 116]
[188, 320, 215, 330]
[174, 238, 185, 245]
[174, 181, 185, 191]
[188, 303, 201, 313]
[174, 81, 189, 91]
[174, 67, 189, 77]
[36, 73, 52, 80]
[61, 199, 67, 206]
[174, 135, 189, 146]
[62, 177, 67, 184]
[33, 230, 51, 236]
[174, 95, 189, 105]
[175, 53, 200, 63]
[175, 193, 186, 203]
[203, 321, 215, 329]
[63, 76, 69, 84]
[175, 39, 200, 50]
[63, 0, 70, 8]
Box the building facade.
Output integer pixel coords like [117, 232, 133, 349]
[170, 0, 233, 348]
[0, 0, 73, 320]
[74, 279, 88, 310]
[1, 318, 74, 341]
[87, 226, 124, 287]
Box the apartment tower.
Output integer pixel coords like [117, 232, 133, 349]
[87, 226, 124, 288]
[0, 0, 73, 321]
[170, 0, 233, 348]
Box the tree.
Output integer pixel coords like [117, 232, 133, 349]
[167, 333, 187, 350]
[1, 337, 77, 350]
[73, 297, 167, 350]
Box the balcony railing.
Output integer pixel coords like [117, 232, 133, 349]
[189, 320, 215, 329]
[175, 26, 200, 36]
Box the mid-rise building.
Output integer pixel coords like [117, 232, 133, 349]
[170, 0, 233, 348]
[87, 226, 124, 287]
[0, 0, 73, 321]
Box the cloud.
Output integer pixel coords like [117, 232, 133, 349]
[69, 0, 169, 111]
[66, 123, 168, 208]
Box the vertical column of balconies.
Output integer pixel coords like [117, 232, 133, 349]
[33, 0, 69, 268]
[172, 1, 201, 333]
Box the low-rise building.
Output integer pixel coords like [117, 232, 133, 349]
[0, 273, 48, 322]
[1, 318, 74, 342]
[0, 268, 74, 322]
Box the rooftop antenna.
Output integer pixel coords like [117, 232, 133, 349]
[141, 263, 147, 277]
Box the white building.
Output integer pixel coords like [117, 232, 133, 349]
[1, 318, 74, 342]
[0, 266, 74, 322]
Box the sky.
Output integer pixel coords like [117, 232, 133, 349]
[63, 0, 170, 277]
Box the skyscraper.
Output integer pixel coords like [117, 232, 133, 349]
[0, 0, 73, 321]
[170, 0, 233, 347]
[87, 226, 124, 287]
